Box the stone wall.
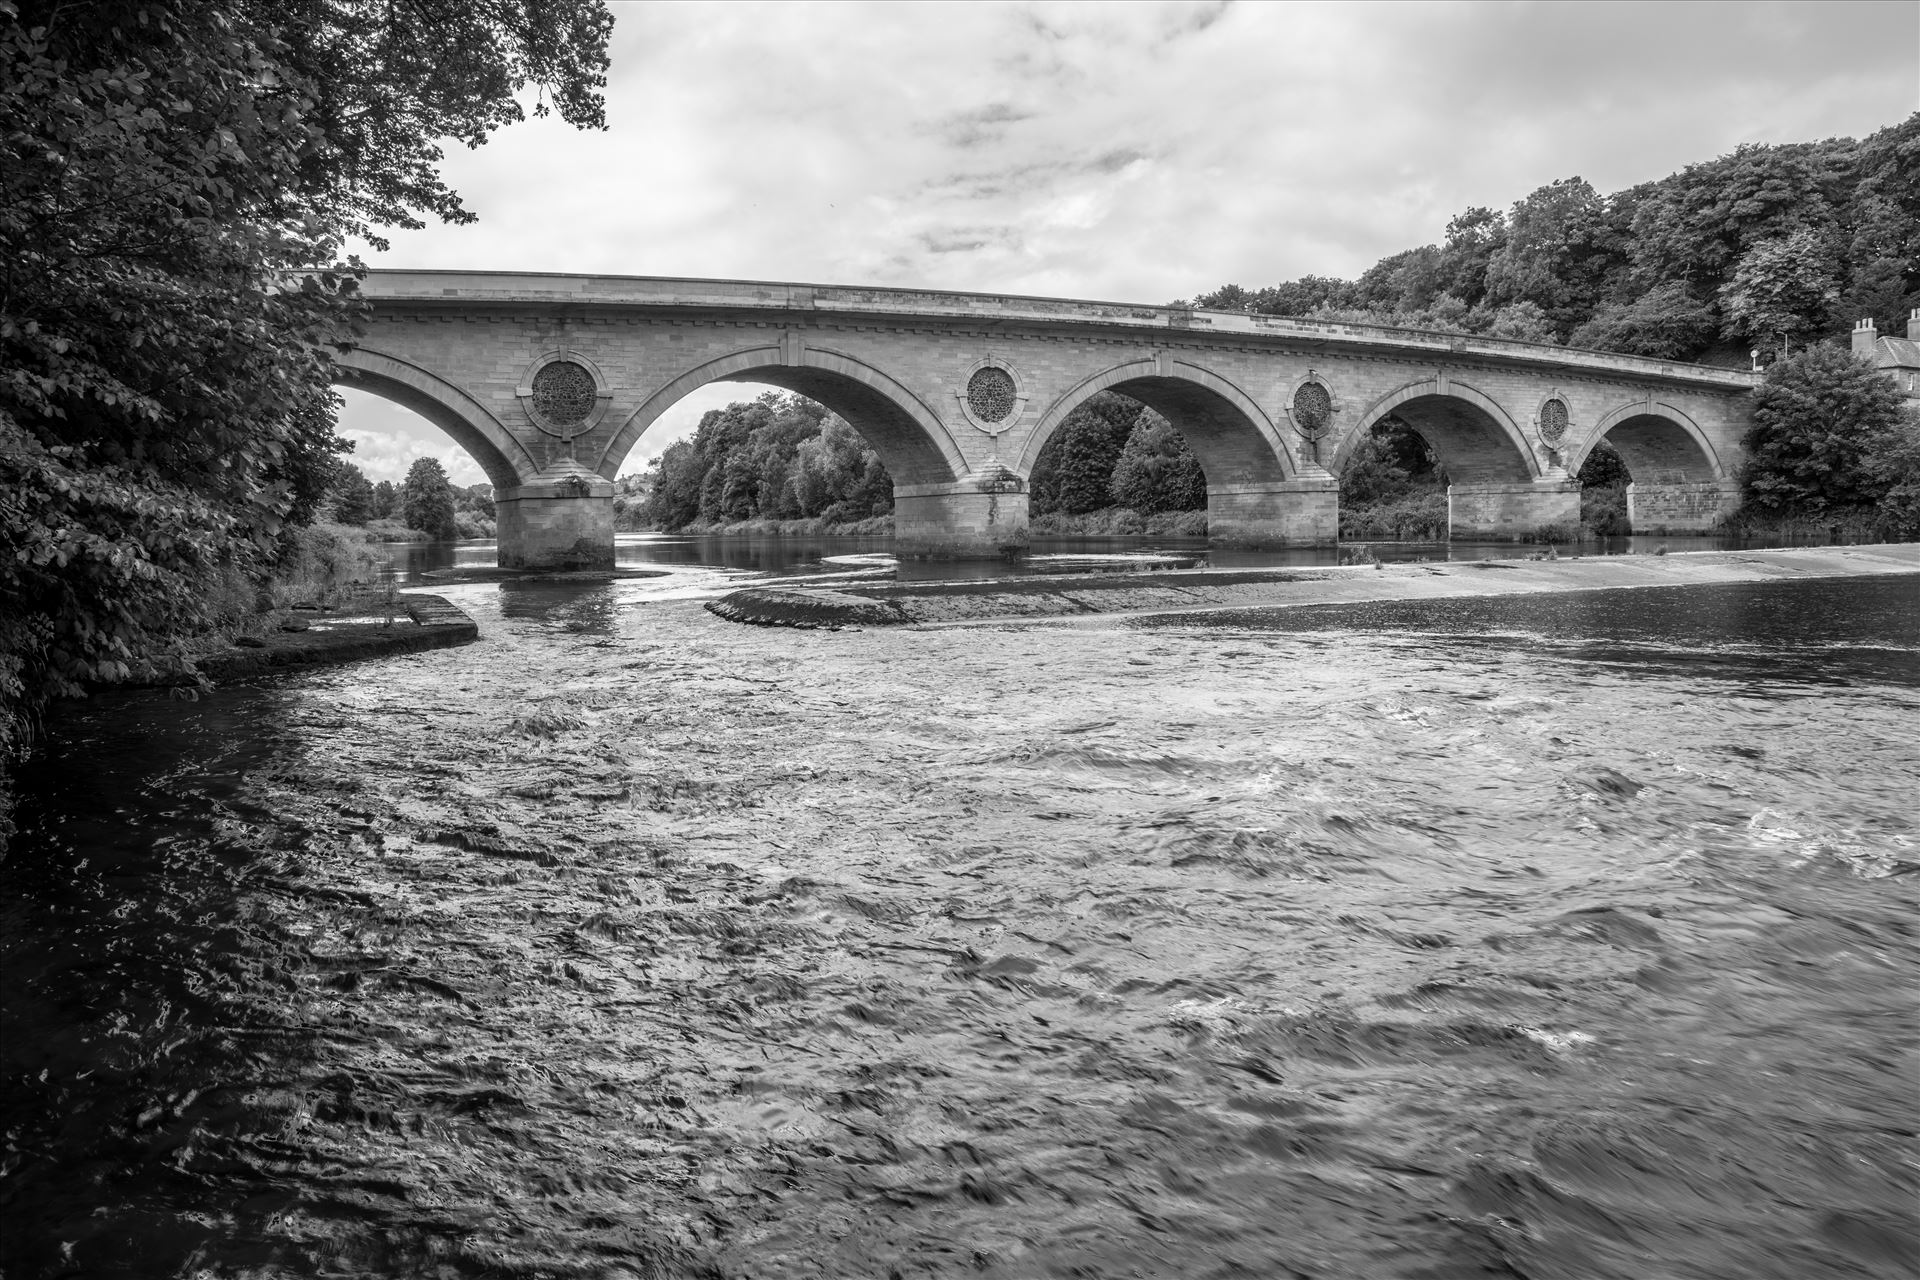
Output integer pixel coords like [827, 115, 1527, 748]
[1449, 482, 1582, 539]
[1627, 481, 1740, 533]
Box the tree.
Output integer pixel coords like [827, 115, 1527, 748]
[1836, 254, 1917, 337]
[1341, 419, 1443, 508]
[332, 463, 376, 524]
[1864, 412, 1920, 538]
[1628, 142, 1844, 292]
[1740, 345, 1905, 513]
[1030, 393, 1143, 514]
[1109, 414, 1206, 513]
[1720, 228, 1841, 355]
[1568, 282, 1719, 360]
[1481, 300, 1559, 343]
[1, 0, 613, 755]
[401, 457, 458, 539]
[644, 440, 705, 530]
[1577, 440, 1631, 488]
[371, 480, 400, 520]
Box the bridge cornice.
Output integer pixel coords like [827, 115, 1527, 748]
[353, 269, 1760, 395]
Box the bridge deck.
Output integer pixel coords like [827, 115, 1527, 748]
[356, 269, 1757, 392]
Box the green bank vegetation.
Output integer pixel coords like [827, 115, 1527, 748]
[0, 0, 613, 793]
[324, 458, 498, 542]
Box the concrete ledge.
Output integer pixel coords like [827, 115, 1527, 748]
[706, 544, 1920, 629]
[194, 593, 479, 683]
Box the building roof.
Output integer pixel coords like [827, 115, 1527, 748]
[1872, 335, 1920, 371]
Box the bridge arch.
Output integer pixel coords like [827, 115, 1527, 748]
[332, 346, 536, 490]
[1017, 357, 1302, 485]
[596, 344, 969, 488]
[1337, 377, 1540, 483]
[1567, 400, 1724, 483]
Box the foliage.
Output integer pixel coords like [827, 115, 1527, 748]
[1186, 115, 1918, 362]
[371, 480, 399, 520]
[1566, 282, 1719, 360]
[636, 394, 893, 531]
[1575, 439, 1632, 536]
[0, 418, 231, 755]
[1483, 177, 1617, 331]
[1338, 419, 1448, 539]
[1580, 482, 1630, 536]
[1341, 419, 1444, 503]
[1576, 440, 1630, 488]
[1030, 393, 1145, 515]
[0, 0, 613, 763]
[1028, 508, 1208, 537]
[401, 457, 457, 539]
[1108, 414, 1206, 514]
[1864, 412, 1920, 538]
[331, 463, 376, 523]
[1719, 228, 1840, 353]
[1339, 492, 1449, 541]
[1740, 345, 1906, 513]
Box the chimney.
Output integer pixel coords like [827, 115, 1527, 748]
[1852, 318, 1878, 358]
[1908, 308, 1919, 341]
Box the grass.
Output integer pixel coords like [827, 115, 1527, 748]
[1339, 491, 1448, 541]
[1028, 507, 1208, 536]
[670, 514, 895, 536]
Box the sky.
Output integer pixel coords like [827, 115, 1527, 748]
[333, 0, 1920, 486]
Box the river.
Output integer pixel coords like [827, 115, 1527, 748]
[2, 556, 1916, 1279]
[381, 530, 1841, 585]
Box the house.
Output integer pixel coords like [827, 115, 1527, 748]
[1851, 309, 1920, 400]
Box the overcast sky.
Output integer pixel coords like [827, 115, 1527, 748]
[334, 0, 1920, 486]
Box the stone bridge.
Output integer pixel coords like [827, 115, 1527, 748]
[341, 270, 1757, 566]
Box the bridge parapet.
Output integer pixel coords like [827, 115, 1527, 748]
[355, 270, 1758, 393]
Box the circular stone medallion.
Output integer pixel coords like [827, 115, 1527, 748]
[1292, 381, 1333, 437]
[532, 360, 598, 429]
[966, 367, 1017, 424]
[1539, 398, 1569, 445]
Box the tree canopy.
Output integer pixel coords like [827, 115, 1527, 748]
[1741, 346, 1908, 515]
[637, 394, 893, 530]
[401, 457, 458, 539]
[1185, 116, 1919, 364]
[0, 0, 612, 755]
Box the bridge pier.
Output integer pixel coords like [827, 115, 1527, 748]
[495, 463, 615, 570]
[1625, 479, 1739, 533]
[892, 480, 1029, 559]
[1448, 479, 1581, 540]
[1206, 474, 1340, 546]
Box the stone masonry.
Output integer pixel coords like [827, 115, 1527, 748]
[342, 271, 1758, 565]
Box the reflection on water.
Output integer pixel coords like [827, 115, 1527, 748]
[377, 529, 1836, 586]
[3, 575, 1917, 1278]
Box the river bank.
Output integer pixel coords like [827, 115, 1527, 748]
[708, 541, 1920, 628]
[188, 592, 478, 683]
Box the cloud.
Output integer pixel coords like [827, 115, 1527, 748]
[334, 0, 1917, 477]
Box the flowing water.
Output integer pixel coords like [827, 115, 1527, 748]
[3, 566, 1917, 1279]
[379, 530, 1834, 585]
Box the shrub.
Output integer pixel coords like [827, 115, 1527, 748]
[1741, 345, 1905, 514]
[1109, 414, 1206, 513]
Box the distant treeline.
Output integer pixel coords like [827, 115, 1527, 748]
[1182, 117, 1918, 364]
[325, 459, 496, 541]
